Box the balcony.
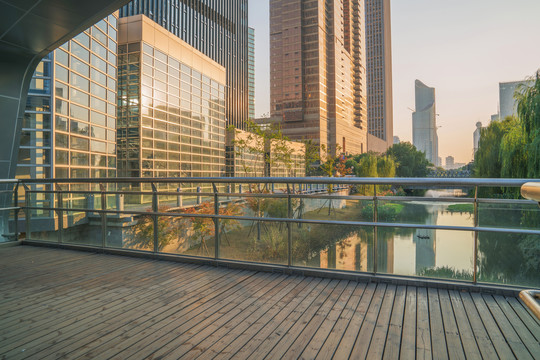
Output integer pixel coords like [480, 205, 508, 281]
[0, 177, 539, 358]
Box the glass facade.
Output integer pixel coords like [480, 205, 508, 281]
[248, 27, 255, 120]
[119, 0, 249, 130]
[269, 0, 368, 156]
[17, 15, 118, 183]
[117, 41, 226, 185]
[366, 0, 393, 146]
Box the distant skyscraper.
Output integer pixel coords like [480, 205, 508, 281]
[393, 136, 400, 144]
[366, 0, 393, 152]
[473, 121, 483, 154]
[120, 0, 249, 129]
[497, 80, 533, 120]
[412, 80, 438, 165]
[270, 0, 368, 156]
[445, 156, 454, 168]
[248, 27, 255, 120]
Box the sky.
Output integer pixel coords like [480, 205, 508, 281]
[249, 0, 540, 164]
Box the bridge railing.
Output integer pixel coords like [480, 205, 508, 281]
[4, 177, 540, 290]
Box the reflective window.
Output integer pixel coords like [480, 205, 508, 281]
[72, 41, 90, 62]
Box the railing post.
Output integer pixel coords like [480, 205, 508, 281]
[196, 186, 201, 205]
[226, 185, 231, 201]
[213, 183, 220, 260]
[239, 184, 243, 194]
[473, 186, 479, 284]
[23, 184, 31, 240]
[373, 185, 378, 274]
[257, 183, 261, 242]
[151, 183, 159, 253]
[287, 184, 292, 267]
[56, 184, 64, 244]
[13, 183, 19, 241]
[177, 187, 183, 208]
[100, 184, 107, 248]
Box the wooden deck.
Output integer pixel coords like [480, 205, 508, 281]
[0, 246, 539, 359]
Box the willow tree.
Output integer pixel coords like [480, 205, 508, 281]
[516, 71, 540, 178]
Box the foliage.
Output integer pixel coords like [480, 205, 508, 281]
[229, 120, 295, 176]
[418, 266, 473, 281]
[126, 202, 241, 255]
[384, 142, 432, 177]
[445, 204, 474, 214]
[125, 206, 188, 252]
[360, 203, 404, 222]
[475, 71, 540, 183]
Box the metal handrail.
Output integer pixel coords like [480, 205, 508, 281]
[10, 177, 540, 290]
[18, 176, 540, 187]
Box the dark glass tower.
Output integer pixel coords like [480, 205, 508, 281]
[119, 0, 249, 130]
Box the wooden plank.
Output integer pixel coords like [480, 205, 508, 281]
[0, 259, 164, 331]
[438, 289, 465, 360]
[153, 274, 291, 359]
[0, 260, 192, 346]
[54, 270, 265, 360]
[416, 287, 432, 360]
[366, 285, 397, 359]
[427, 287, 448, 360]
[245, 279, 339, 360]
[506, 296, 540, 341]
[266, 280, 349, 359]
[399, 286, 417, 360]
[447, 290, 481, 360]
[198, 276, 320, 360]
[228, 278, 329, 360]
[459, 292, 500, 360]
[494, 295, 540, 358]
[330, 282, 378, 359]
[296, 281, 357, 359]
[383, 285, 407, 360]
[347, 283, 388, 359]
[314, 282, 367, 360]
[469, 292, 515, 359]
[481, 294, 534, 359]
[3, 267, 249, 359]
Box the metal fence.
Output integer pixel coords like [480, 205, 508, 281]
[2, 177, 540, 289]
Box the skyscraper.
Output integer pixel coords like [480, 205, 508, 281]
[365, 0, 393, 152]
[412, 80, 438, 165]
[269, 0, 368, 156]
[248, 27, 255, 120]
[117, 15, 226, 185]
[119, 0, 249, 130]
[496, 80, 533, 121]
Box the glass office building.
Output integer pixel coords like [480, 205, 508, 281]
[248, 27, 255, 120]
[18, 14, 118, 183]
[119, 0, 249, 130]
[117, 15, 226, 191]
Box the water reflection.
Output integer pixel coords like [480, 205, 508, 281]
[315, 202, 474, 278]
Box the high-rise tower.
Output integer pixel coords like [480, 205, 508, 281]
[119, 0, 249, 130]
[365, 0, 393, 152]
[412, 80, 438, 166]
[269, 0, 368, 156]
[248, 27, 255, 120]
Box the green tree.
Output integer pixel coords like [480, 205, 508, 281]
[516, 71, 540, 178]
[385, 142, 431, 177]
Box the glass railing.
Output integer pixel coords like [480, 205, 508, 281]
[6, 177, 540, 288]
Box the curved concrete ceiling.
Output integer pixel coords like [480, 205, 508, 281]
[0, 0, 130, 58]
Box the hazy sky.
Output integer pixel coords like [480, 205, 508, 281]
[249, 0, 540, 163]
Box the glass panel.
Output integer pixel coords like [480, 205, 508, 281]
[478, 232, 540, 288]
[72, 41, 90, 62]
